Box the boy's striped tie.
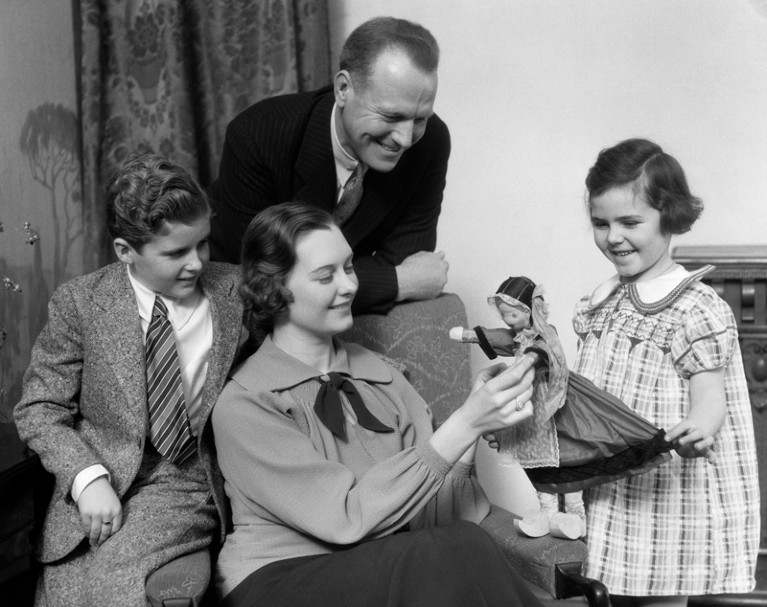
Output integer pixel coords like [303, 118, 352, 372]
[146, 296, 196, 464]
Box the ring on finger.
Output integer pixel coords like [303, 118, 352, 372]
[102, 521, 112, 526]
[515, 398, 525, 411]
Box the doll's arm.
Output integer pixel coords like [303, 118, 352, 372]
[521, 345, 547, 371]
[449, 326, 518, 359]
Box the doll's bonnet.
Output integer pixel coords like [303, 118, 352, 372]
[487, 275, 536, 311]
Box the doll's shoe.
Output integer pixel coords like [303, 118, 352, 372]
[549, 512, 586, 540]
[514, 510, 550, 538]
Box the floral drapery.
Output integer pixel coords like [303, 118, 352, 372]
[77, 0, 331, 269]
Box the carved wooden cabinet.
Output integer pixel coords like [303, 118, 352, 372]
[674, 245, 767, 605]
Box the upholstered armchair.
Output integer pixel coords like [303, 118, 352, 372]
[145, 293, 610, 607]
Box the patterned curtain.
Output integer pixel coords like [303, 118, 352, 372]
[76, 0, 331, 269]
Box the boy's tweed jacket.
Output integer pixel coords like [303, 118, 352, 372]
[14, 261, 243, 563]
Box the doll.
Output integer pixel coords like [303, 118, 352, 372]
[451, 276, 585, 538]
[451, 276, 675, 540]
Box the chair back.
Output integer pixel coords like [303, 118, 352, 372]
[341, 293, 473, 425]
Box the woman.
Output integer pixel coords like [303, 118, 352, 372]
[212, 202, 543, 606]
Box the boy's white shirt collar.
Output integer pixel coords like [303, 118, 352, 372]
[126, 264, 200, 331]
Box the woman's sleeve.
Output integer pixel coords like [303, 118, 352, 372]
[391, 372, 491, 528]
[408, 461, 490, 529]
[212, 377, 456, 546]
[672, 294, 739, 378]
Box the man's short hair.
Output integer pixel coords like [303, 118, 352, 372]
[106, 153, 211, 248]
[339, 17, 439, 87]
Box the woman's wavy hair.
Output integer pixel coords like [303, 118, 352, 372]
[585, 138, 703, 235]
[240, 202, 335, 337]
[106, 153, 210, 248]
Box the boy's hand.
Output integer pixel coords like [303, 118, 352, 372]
[77, 477, 123, 545]
[665, 420, 716, 463]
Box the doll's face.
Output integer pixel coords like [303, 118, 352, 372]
[497, 301, 531, 331]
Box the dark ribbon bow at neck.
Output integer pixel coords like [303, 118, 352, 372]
[314, 371, 394, 439]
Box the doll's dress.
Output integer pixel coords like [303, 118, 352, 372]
[490, 322, 674, 489]
[494, 326, 564, 468]
[571, 265, 760, 596]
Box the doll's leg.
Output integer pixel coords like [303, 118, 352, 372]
[537, 491, 559, 516]
[563, 491, 587, 536]
[564, 491, 585, 517]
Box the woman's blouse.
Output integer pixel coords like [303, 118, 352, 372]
[212, 337, 490, 596]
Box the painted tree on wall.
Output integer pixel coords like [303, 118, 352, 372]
[0, 103, 80, 422]
[19, 103, 82, 287]
[0, 221, 42, 422]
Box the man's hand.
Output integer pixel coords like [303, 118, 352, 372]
[77, 476, 123, 546]
[395, 250, 449, 302]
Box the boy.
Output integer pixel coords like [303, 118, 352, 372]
[14, 154, 244, 606]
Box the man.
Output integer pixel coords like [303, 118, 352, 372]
[208, 17, 450, 313]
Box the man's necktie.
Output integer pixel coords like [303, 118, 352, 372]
[146, 296, 196, 464]
[334, 163, 368, 225]
[314, 372, 394, 440]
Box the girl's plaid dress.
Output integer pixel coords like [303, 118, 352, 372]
[572, 265, 760, 596]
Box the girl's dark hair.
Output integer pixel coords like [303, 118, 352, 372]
[585, 138, 703, 234]
[106, 153, 210, 248]
[240, 202, 334, 336]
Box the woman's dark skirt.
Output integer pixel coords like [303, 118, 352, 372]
[222, 521, 543, 607]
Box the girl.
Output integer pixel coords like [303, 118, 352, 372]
[211, 202, 544, 607]
[574, 138, 760, 606]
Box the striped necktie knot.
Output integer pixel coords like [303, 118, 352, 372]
[334, 163, 368, 225]
[152, 296, 169, 318]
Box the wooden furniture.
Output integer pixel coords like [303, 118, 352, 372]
[674, 245, 767, 606]
[0, 425, 40, 606]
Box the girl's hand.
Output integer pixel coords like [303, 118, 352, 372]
[77, 476, 124, 545]
[675, 368, 726, 464]
[665, 420, 716, 463]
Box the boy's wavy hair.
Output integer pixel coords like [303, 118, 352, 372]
[585, 138, 703, 235]
[240, 202, 335, 337]
[106, 153, 210, 248]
